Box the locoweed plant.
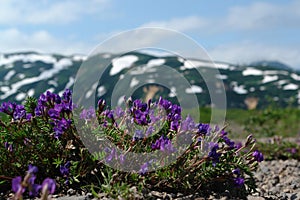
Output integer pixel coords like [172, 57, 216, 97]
[0, 89, 264, 199]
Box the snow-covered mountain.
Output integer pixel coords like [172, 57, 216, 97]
[1, 51, 300, 109]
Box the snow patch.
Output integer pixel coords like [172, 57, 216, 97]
[262, 75, 278, 84]
[28, 89, 35, 97]
[183, 60, 229, 70]
[242, 68, 263, 76]
[233, 84, 248, 94]
[97, 86, 106, 97]
[65, 77, 75, 89]
[72, 55, 87, 61]
[0, 58, 73, 100]
[277, 80, 288, 85]
[168, 87, 177, 97]
[249, 87, 255, 92]
[110, 55, 138, 76]
[0, 86, 10, 93]
[0, 54, 56, 66]
[291, 73, 300, 81]
[16, 93, 26, 101]
[185, 85, 203, 94]
[4, 70, 16, 81]
[130, 77, 139, 88]
[48, 80, 58, 87]
[23, 64, 33, 68]
[215, 74, 228, 80]
[85, 82, 98, 99]
[146, 59, 165, 67]
[283, 83, 299, 90]
[18, 74, 26, 79]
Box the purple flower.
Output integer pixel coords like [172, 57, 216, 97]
[26, 113, 32, 121]
[0, 102, 14, 114]
[104, 109, 114, 120]
[114, 107, 125, 118]
[13, 104, 26, 120]
[220, 129, 228, 136]
[105, 148, 115, 163]
[60, 161, 71, 177]
[252, 150, 264, 162]
[158, 97, 172, 111]
[130, 99, 151, 125]
[222, 136, 235, 149]
[42, 178, 56, 194]
[235, 142, 242, 149]
[234, 177, 244, 187]
[48, 108, 60, 119]
[12, 176, 25, 194]
[232, 168, 241, 175]
[34, 105, 43, 116]
[133, 130, 144, 141]
[45, 91, 61, 104]
[170, 120, 180, 131]
[28, 175, 41, 197]
[80, 107, 96, 120]
[29, 184, 41, 197]
[287, 148, 297, 154]
[28, 164, 38, 174]
[208, 142, 220, 166]
[151, 136, 174, 153]
[39, 93, 48, 105]
[119, 154, 125, 164]
[198, 123, 210, 135]
[97, 99, 106, 113]
[139, 162, 149, 175]
[62, 89, 72, 102]
[145, 126, 155, 137]
[180, 115, 196, 132]
[53, 118, 71, 138]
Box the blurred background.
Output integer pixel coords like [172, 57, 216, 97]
[0, 0, 299, 139]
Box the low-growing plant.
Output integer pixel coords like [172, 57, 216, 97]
[244, 106, 300, 138]
[256, 137, 300, 160]
[0, 89, 264, 199]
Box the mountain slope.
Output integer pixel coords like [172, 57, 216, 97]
[0, 51, 300, 109]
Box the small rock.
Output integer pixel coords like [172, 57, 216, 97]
[67, 188, 76, 195]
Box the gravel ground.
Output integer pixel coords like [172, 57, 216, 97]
[3, 159, 300, 200]
[48, 159, 300, 200]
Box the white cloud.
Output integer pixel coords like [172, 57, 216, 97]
[139, 1, 300, 33]
[225, 1, 300, 30]
[0, 0, 109, 25]
[0, 28, 91, 55]
[141, 16, 208, 32]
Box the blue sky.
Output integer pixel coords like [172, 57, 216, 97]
[1, 0, 300, 68]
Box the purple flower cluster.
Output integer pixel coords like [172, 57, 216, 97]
[12, 165, 56, 198]
[35, 90, 73, 138]
[208, 142, 221, 166]
[197, 123, 211, 135]
[252, 150, 264, 162]
[80, 107, 96, 120]
[104, 147, 125, 164]
[0, 102, 32, 121]
[151, 135, 175, 153]
[232, 168, 244, 187]
[130, 99, 151, 125]
[60, 161, 71, 184]
[158, 97, 181, 131]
